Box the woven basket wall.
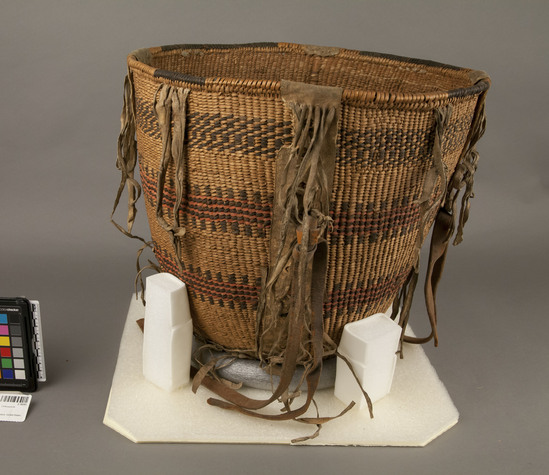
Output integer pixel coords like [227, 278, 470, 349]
[121, 42, 489, 358]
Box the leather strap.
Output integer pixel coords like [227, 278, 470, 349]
[204, 228, 329, 419]
[423, 208, 453, 345]
[193, 81, 345, 430]
[153, 84, 190, 274]
[410, 79, 489, 346]
[111, 72, 157, 301]
[111, 73, 146, 244]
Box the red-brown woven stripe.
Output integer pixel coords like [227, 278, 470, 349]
[141, 164, 421, 242]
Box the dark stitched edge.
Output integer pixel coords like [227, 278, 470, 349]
[448, 80, 490, 98]
[153, 69, 206, 85]
[160, 42, 278, 52]
[151, 43, 489, 98]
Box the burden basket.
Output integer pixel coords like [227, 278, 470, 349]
[113, 42, 489, 425]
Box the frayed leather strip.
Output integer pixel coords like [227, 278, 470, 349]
[111, 74, 144, 241]
[257, 81, 342, 363]
[448, 89, 488, 245]
[414, 80, 490, 348]
[335, 351, 374, 418]
[397, 104, 454, 349]
[191, 81, 346, 439]
[153, 84, 190, 274]
[111, 73, 156, 302]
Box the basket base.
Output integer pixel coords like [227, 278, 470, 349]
[104, 295, 459, 446]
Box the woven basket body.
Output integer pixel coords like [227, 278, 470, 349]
[122, 43, 488, 359]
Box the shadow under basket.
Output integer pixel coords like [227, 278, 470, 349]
[112, 42, 489, 433]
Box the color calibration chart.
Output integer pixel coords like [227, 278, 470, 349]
[0, 299, 45, 392]
[0, 312, 27, 381]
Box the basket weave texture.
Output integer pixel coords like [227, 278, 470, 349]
[118, 43, 489, 360]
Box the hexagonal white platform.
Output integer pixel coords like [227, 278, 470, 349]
[104, 296, 458, 445]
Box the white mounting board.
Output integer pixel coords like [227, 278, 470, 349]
[104, 296, 458, 446]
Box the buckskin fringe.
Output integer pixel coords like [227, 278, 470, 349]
[257, 84, 341, 364]
[403, 76, 490, 350]
[111, 74, 146, 242]
[111, 73, 155, 301]
[395, 104, 453, 350]
[419, 81, 490, 348]
[193, 82, 354, 439]
[415, 104, 453, 261]
[447, 88, 488, 244]
[153, 84, 190, 274]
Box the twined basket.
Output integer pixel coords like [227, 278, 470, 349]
[113, 42, 489, 426]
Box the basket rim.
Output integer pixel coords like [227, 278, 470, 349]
[127, 42, 490, 106]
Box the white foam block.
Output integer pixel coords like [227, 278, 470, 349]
[142, 273, 193, 392]
[104, 296, 459, 446]
[335, 313, 401, 407]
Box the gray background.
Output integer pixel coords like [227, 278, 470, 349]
[1, 0, 547, 473]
